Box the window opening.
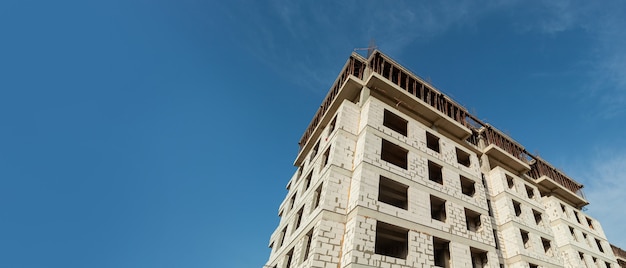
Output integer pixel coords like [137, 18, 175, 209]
[506, 175, 515, 190]
[426, 131, 440, 153]
[428, 161, 443, 184]
[570, 226, 578, 241]
[383, 109, 408, 136]
[542, 238, 553, 256]
[312, 184, 322, 211]
[294, 207, 304, 232]
[328, 116, 336, 135]
[579, 252, 587, 268]
[596, 238, 604, 253]
[378, 176, 408, 209]
[375, 221, 408, 259]
[285, 248, 294, 268]
[526, 185, 535, 199]
[533, 210, 543, 225]
[456, 148, 471, 167]
[430, 195, 447, 222]
[278, 226, 287, 248]
[460, 175, 475, 196]
[322, 146, 330, 167]
[513, 200, 522, 217]
[433, 237, 450, 268]
[381, 139, 408, 169]
[470, 248, 488, 268]
[304, 172, 313, 190]
[297, 166, 303, 180]
[465, 208, 482, 232]
[520, 230, 530, 249]
[310, 141, 319, 162]
[302, 229, 313, 262]
[290, 193, 297, 210]
[587, 217, 595, 230]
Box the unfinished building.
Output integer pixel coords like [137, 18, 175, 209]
[264, 50, 620, 268]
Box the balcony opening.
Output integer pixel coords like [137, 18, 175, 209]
[375, 221, 408, 259]
[381, 139, 408, 169]
[470, 248, 488, 268]
[520, 230, 530, 249]
[583, 232, 590, 246]
[456, 148, 471, 167]
[525, 185, 535, 199]
[506, 175, 515, 190]
[542, 238, 553, 256]
[383, 109, 408, 136]
[426, 131, 440, 153]
[430, 195, 447, 222]
[529, 264, 538, 268]
[533, 209, 543, 225]
[596, 238, 604, 253]
[379, 176, 408, 209]
[428, 161, 443, 184]
[460, 176, 475, 197]
[513, 200, 522, 217]
[433, 237, 450, 268]
[465, 208, 482, 232]
[561, 203, 567, 214]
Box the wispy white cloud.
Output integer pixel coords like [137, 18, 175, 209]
[576, 152, 626, 247]
[229, 0, 626, 116]
[246, 0, 519, 93]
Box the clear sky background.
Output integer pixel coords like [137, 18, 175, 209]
[1, 1, 625, 267]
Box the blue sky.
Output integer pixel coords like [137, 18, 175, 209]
[1, 1, 625, 267]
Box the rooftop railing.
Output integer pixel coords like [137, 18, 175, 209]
[368, 52, 471, 129]
[297, 50, 585, 198]
[527, 157, 585, 198]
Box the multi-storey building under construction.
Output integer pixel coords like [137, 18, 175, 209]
[264, 50, 621, 268]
